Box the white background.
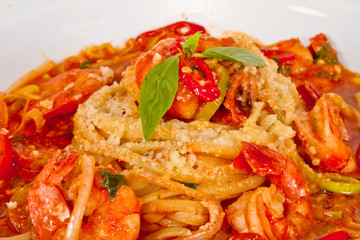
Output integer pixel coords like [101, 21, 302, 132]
[1, 0, 359, 90]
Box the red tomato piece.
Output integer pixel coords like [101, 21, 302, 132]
[0, 134, 14, 179]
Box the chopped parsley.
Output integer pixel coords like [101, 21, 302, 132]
[79, 60, 93, 69]
[99, 171, 128, 200]
[277, 65, 292, 74]
[316, 70, 340, 81]
[314, 45, 338, 65]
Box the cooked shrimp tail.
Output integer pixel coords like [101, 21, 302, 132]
[28, 150, 79, 239]
[27, 150, 141, 240]
[228, 142, 313, 239]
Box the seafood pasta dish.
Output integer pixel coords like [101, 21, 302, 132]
[1, 21, 360, 240]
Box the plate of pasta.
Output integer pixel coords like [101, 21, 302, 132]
[1, 0, 360, 240]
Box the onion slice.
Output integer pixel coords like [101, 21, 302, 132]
[64, 155, 95, 240]
[298, 157, 360, 194]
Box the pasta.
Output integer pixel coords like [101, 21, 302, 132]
[1, 21, 360, 240]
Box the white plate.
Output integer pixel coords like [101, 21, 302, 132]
[1, 0, 359, 91]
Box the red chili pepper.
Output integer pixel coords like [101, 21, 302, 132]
[260, 48, 295, 65]
[0, 133, 14, 179]
[136, 21, 206, 51]
[318, 231, 351, 240]
[170, 37, 220, 102]
[296, 82, 321, 110]
[179, 57, 220, 102]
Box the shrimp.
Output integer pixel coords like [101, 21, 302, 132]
[213, 70, 258, 127]
[28, 66, 113, 121]
[78, 172, 141, 240]
[227, 142, 313, 240]
[294, 94, 356, 172]
[7, 66, 113, 135]
[27, 150, 78, 239]
[133, 38, 202, 120]
[6, 67, 114, 169]
[261, 34, 341, 92]
[27, 150, 141, 240]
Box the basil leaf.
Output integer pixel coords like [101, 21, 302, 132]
[180, 31, 201, 58]
[194, 47, 266, 66]
[100, 171, 128, 201]
[139, 54, 180, 141]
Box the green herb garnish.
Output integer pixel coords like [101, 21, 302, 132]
[316, 70, 340, 81]
[182, 182, 199, 189]
[277, 65, 292, 74]
[79, 60, 92, 69]
[180, 31, 201, 58]
[139, 54, 181, 141]
[139, 32, 266, 140]
[100, 171, 128, 200]
[193, 47, 266, 66]
[314, 45, 338, 65]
